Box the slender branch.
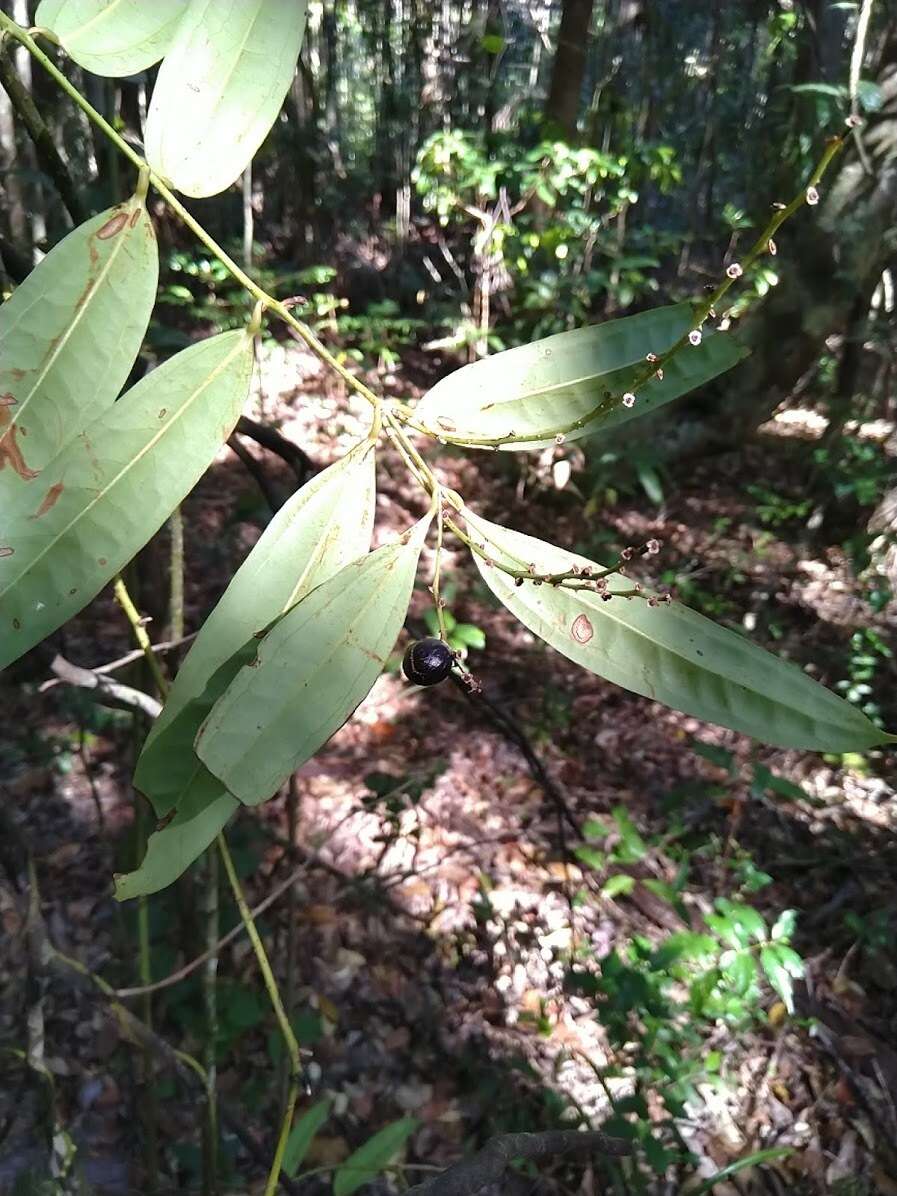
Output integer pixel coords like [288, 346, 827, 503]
[407, 140, 845, 448]
[39, 636, 196, 693]
[113, 577, 170, 699]
[0, 15, 380, 415]
[235, 415, 316, 485]
[404, 1130, 632, 1196]
[218, 833, 300, 1196]
[45, 654, 162, 719]
[0, 41, 85, 225]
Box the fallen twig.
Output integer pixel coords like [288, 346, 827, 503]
[405, 1129, 632, 1196]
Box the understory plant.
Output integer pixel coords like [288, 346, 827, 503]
[0, 2, 894, 1193]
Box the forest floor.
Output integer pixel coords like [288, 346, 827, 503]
[1, 339, 896, 1196]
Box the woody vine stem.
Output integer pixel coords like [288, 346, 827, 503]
[0, 11, 847, 1191]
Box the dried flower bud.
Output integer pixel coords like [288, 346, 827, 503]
[688, 329, 702, 346]
[555, 433, 566, 446]
[646, 352, 658, 363]
[767, 238, 777, 256]
[655, 368, 664, 381]
[515, 576, 524, 587]
[726, 263, 743, 280]
[622, 392, 636, 408]
[845, 113, 863, 129]
[806, 186, 819, 206]
[648, 596, 659, 607]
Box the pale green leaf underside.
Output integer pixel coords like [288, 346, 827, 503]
[135, 446, 377, 819]
[416, 303, 746, 450]
[0, 195, 157, 493]
[196, 515, 432, 806]
[114, 780, 236, 902]
[36, 0, 188, 76]
[0, 332, 254, 670]
[463, 508, 893, 753]
[144, 0, 308, 197]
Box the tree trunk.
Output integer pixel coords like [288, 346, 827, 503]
[544, 0, 596, 138]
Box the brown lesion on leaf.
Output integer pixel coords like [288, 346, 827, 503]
[30, 481, 64, 519]
[0, 546, 13, 558]
[571, 613, 594, 644]
[128, 206, 142, 228]
[96, 210, 129, 240]
[0, 404, 39, 480]
[0, 392, 16, 406]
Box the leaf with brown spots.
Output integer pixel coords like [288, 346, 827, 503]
[462, 506, 895, 753]
[0, 191, 158, 494]
[0, 331, 254, 671]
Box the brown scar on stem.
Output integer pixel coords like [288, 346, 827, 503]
[96, 210, 129, 240]
[30, 481, 64, 519]
[571, 613, 594, 644]
[128, 206, 141, 228]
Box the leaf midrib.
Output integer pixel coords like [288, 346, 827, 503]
[0, 334, 248, 604]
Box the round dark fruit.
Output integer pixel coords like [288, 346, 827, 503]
[402, 637, 454, 687]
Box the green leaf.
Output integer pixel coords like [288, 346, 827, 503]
[461, 507, 894, 752]
[760, 946, 801, 1013]
[771, 909, 797, 942]
[0, 331, 254, 670]
[452, 623, 486, 649]
[135, 446, 376, 818]
[0, 193, 157, 493]
[145, 0, 309, 197]
[35, 0, 187, 76]
[574, 845, 605, 870]
[724, 950, 757, 996]
[416, 304, 745, 450]
[693, 1147, 792, 1195]
[113, 782, 236, 902]
[195, 515, 431, 806]
[282, 1098, 332, 1178]
[601, 874, 635, 898]
[333, 1118, 418, 1196]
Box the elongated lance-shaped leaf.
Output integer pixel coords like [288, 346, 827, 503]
[415, 303, 746, 450]
[134, 444, 377, 818]
[0, 331, 254, 670]
[462, 508, 895, 753]
[196, 513, 433, 806]
[114, 782, 237, 902]
[144, 0, 308, 197]
[35, 0, 188, 77]
[0, 192, 158, 499]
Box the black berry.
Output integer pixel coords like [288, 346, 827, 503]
[402, 637, 453, 687]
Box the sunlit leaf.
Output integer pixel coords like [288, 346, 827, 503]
[144, 0, 308, 197]
[135, 445, 377, 818]
[282, 1098, 332, 1178]
[416, 304, 745, 450]
[760, 945, 802, 1014]
[0, 192, 157, 496]
[333, 1118, 418, 1196]
[0, 331, 254, 670]
[36, 0, 188, 76]
[196, 514, 432, 806]
[461, 507, 895, 752]
[113, 781, 236, 902]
